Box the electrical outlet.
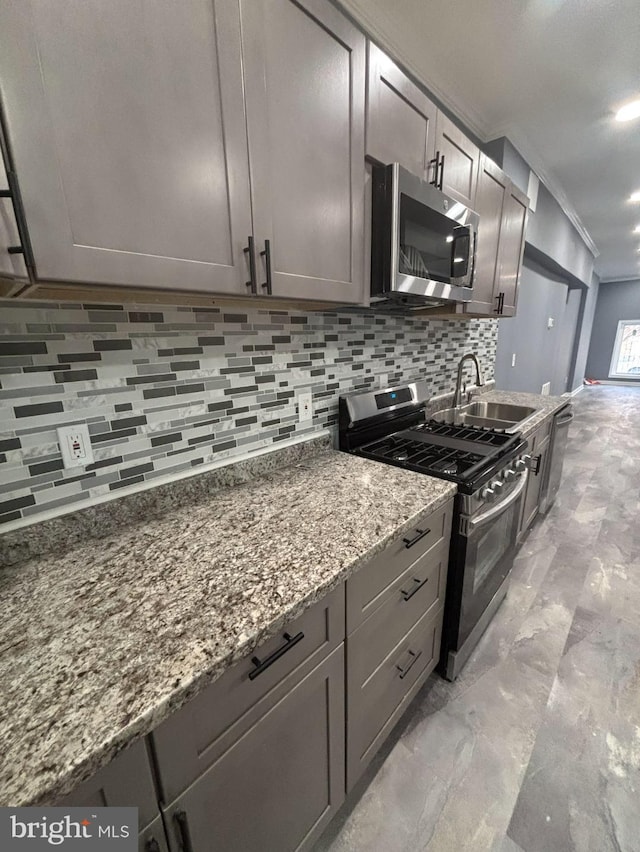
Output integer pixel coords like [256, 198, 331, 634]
[541, 382, 551, 396]
[547, 317, 555, 330]
[511, 353, 517, 368]
[379, 374, 389, 388]
[297, 391, 313, 423]
[58, 424, 94, 469]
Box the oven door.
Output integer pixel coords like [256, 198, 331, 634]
[455, 471, 528, 651]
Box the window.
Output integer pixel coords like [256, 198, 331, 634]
[609, 320, 640, 378]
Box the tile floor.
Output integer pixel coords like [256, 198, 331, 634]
[316, 386, 640, 852]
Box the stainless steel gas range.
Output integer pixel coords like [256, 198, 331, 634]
[338, 380, 530, 680]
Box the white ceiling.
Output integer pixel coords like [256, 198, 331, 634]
[339, 0, 640, 282]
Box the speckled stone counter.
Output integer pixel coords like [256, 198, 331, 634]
[479, 389, 570, 439]
[0, 446, 455, 807]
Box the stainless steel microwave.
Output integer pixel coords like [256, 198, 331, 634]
[371, 163, 479, 308]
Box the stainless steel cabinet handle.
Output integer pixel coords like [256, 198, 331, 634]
[249, 631, 304, 680]
[429, 150, 440, 186]
[244, 235, 257, 294]
[402, 527, 431, 549]
[438, 153, 445, 190]
[174, 810, 194, 852]
[400, 576, 429, 602]
[396, 649, 422, 679]
[0, 101, 36, 278]
[260, 239, 273, 295]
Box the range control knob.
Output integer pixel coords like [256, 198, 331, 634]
[503, 468, 517, 482]
[514, 458, 527, 473]
[481, 486, 496, 503]
[492, 480, 505, 497]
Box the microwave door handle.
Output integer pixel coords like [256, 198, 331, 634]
[451, 224, 473, 280]
[467, 470, 528, 532]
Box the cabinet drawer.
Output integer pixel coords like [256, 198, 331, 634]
[346, 499, 453, 633]
[347, 605, 444, 790]
[56, 739, 159, 831]
[153, 584, 344, 801]
[349, 539, 448, 686]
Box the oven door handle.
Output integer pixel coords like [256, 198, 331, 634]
[467, 470, 528, 532]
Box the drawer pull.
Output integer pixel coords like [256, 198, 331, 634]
[248, 631, 304, 680]
[174, 810, 195, 852]
[396, 649, 422, 680]
[402, 528, 431, 549]
[400, 576, 429, 602]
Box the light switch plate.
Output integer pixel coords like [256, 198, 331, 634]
[58, 424, 94, 469]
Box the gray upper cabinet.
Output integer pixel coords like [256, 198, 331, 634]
[434, 111, 479, 208]
[464, 153, 528, 318]
[365, 43, 437, 182]
[497, 180, 528, 317]
[0, 149, 28, 282]
[467, 153, 511, 315]
[0, 0, 254, 295]
[240, 0, 366, 303]
[0, 0, 365, 304]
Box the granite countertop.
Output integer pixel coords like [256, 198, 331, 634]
[0, 447, 455, 807]
[478, 388, 570, 439]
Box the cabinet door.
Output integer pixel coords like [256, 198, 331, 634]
[434, 112, 479, 208]
[465, 154, 508, 315]
[518, 433, 549, 537]
[163, 646, 345, 852]
[0, 0, 253, 294]
[0, 147, 28, 281]
[496, 182, 528, 316]
[240, 0, 365, 303]
[56, 739, 160, 832]
[366, 43, 437, 181]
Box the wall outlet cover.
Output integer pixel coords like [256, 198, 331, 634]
[297, 391, 313, 423]
[511, 353, 517, 368]
[58, 424, 94, 469]
[541, 382, 551, 396]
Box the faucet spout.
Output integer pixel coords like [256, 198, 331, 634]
[454, 353, 484, 408]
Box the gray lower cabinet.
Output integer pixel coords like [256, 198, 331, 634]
[153, 585, 346, 852]
[518, 421, 551, 539]
[0, 0, 365, 304]
[161, 646, 345, 852]
[365, 42, 437, 182]
[55, 739, 165, 851]
[345, 499, 454, 790]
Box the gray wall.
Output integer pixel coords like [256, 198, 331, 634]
[571, 273, 600, 390]
[494, 258, 579, 395]
[484, 137, 594, 287]
[585, 278, 640, 381]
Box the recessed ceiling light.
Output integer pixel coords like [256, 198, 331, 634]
[615, 99, 640, 122]
[630, 190, 640, 203]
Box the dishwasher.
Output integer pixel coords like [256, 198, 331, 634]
[539, 403, 574, 513]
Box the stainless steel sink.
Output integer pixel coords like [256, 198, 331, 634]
[431, 400, 539, 431]
[463, 401, 537, 422]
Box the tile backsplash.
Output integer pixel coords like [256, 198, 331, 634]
[0, 299, 498, 528]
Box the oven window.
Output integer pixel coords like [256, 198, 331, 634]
[472, 502, 516, 593]
[398, 194, 458, 283]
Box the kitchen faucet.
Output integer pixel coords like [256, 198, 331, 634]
[453, 353, 484, 408]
